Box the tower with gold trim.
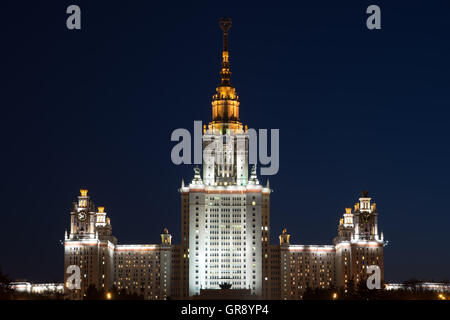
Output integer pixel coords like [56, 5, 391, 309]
[64, 189, 117, 299]
[180, 18, 271, 297]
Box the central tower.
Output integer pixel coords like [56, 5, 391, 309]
[180, 18, 271, 297]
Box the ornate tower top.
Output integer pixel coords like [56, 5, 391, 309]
[280, 229, 290, 245]
[161, 228, 172, 245]
[210, 18, 242, 133]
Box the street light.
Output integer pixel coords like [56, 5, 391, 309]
[106, 292, 112, 300]
[332, 293, 338, 300]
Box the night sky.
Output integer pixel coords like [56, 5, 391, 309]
[2, 0, 450, 283]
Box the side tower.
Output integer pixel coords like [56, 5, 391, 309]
[63, 189, 117, 299]
[334, 191, 385, 291]
[180, 18, 271, 297]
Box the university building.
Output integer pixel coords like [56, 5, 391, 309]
[63, 19, 385, 300]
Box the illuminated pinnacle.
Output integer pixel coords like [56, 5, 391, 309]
[218, 17, 232, 86]
[210, 18, 242, 132]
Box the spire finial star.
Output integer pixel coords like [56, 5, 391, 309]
[219, 18, 232, 50]
[219, 18, 232, 31]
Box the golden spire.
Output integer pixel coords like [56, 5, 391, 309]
[210, 18, 242, 133]
[219, 18, 232, 86]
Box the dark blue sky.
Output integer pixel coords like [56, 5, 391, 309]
[1, 0, 450, 283]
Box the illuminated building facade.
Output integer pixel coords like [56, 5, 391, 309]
[63, 190, 172, 300]
[278, 192, 385, 299]
[333, 192, 385, 294]
[63, 19, 385, 300]
[63, 191, 116, 300]
[9, 282, 64, 295]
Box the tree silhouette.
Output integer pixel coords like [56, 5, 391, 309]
[84, 284, 105, 300]
[0, 267, 12, 300]
[302, 287, 335, 300]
